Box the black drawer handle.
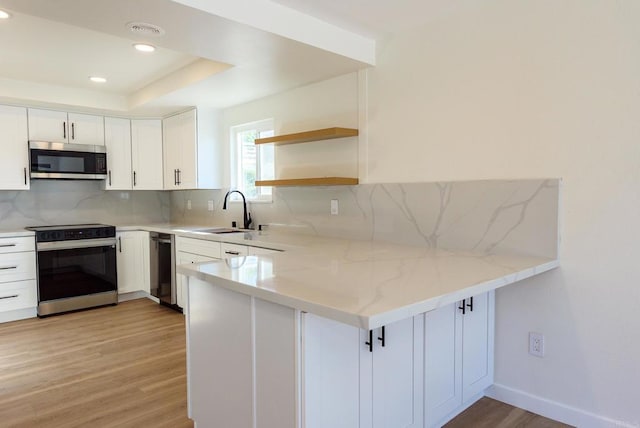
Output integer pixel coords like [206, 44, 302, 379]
[0, 244, 17, 248]
[0, 266, 18, 270]
[0, 294, 19, 300]
[225, 250, 240, 256]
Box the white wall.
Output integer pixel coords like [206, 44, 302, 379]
[364, 0, 640, 425]
[222, 73, 359, 185]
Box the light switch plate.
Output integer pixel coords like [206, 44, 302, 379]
[331, 199, 339, 215]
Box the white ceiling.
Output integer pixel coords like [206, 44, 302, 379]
[0, 0, 477, 117]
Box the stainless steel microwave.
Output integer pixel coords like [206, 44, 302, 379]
[29, 141, 107, 180]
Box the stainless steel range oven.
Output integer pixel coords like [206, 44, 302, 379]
[26, 224, 118, 316]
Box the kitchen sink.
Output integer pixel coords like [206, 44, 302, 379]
[196, 228, 244, 234]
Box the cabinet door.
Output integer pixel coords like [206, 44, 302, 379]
[67, 113, 104, 145]
[424, 302, 463, 427]
[461, 291, 494, 402]
[176, 109, 197, 189]
[104, 117, 132, 190]
[131, 119, 164, 190]
[372, 316, 424, 428]
[27, 108, 68, 143]
[116, 231, 149, 294]
[163, 110, 197, 189]
[162, 114, 181, 189]
[0, 105, 29, 190]
[302, 312, 364, 428]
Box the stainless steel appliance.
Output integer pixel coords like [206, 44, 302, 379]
[27, 224, 117, 316]
[29, 141, 107, 180]
[149, 232, 180, 312]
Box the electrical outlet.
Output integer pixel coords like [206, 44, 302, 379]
[529, 332, 544, 357]
[208, 200, 214, 211]
[331, 199, 339, 215]
[187, 200, 192, 210]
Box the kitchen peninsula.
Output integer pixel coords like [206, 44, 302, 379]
[177, 178, 561, 428]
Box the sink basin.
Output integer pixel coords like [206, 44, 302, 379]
[196, 228, 244, 234]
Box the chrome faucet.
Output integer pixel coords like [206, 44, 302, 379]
[222, 190, 253, 230]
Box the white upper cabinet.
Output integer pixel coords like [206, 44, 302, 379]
[162, 108, 222, 190]
[27, 108, 104, 145]
[104, 117, 132, 190]
[131, 119, 164, 190]
[67, 113, 105, 145]
[0, 105, 30, 190]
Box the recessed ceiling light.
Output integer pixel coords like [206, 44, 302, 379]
[89, 76, 107, 83]
[133, 43, 156, 53]
[0, 9, 11, 19]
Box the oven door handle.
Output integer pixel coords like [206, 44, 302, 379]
[36, 238, 117, 252]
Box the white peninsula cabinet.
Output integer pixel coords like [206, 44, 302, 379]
[0, 105, 29, 190]
[116, 231, 150, 295]
[186, 276, 494, 428]
[28, 108, 104, 145]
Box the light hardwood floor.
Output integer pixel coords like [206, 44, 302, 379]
[0, 299, 569, 428]
[0, 299, 192, 428]
[445, 397, 573, 428]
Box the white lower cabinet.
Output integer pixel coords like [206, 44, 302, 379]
[424, 291, 495, 427]
[0, 235, 37, 323]
[116, 231, 150, 294]
[303, 313, 424, 428]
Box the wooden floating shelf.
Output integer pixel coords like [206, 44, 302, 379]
[254, 127, 359, 146]
[255, 177, 359, 187]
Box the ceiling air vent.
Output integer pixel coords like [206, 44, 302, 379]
[126, 22, 166, 37]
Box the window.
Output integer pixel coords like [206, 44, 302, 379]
[230, 119, 275, 201]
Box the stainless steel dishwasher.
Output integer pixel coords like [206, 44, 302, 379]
[149, 232, 180, 312]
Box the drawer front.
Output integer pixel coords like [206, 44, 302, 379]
[176, 236, 221, 259]
[0, 236, 35, 254]
[0, 252, 36, 283]
[0, 280, 37, 312]
[221, 242, 248, 257]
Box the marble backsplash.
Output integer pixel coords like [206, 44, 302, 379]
[171, 179, 560, 258]
[0, 180, 170, 229]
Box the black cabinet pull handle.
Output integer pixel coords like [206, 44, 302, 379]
[365, 330, 373, 352]
[177, 169, 181, 185]
[0, 295, 19, 300]
[71, 122, 75, 140]
[377, 325, 386, 347]
[458, 299, 466, 315]
[133, 171, 137, 187]
[118, 237, 122, 253]
[466, 296, 474, 312]
[0, 266, 18, 270]
[63, 121, 66, 139]
[24, 167, 27, 185]
[174, 169, 178, 186]
[108, 170, 112, 186]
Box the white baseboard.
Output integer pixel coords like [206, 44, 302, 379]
[487, 384, 639, 428]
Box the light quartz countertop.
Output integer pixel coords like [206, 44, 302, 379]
[0, 229, 35, 238]
[161, 224, 559, 330]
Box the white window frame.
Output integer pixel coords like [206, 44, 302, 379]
[229, 119, 275, 203]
